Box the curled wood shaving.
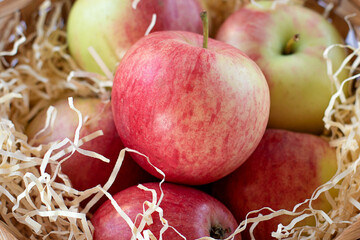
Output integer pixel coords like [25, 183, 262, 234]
[0, 0, 121, 239]
[145, 14, 157, 36]
[132, 0, 141, 9]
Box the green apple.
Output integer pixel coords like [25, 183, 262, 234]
[216, 1, 348, 134]
[67, 0, 207, 75]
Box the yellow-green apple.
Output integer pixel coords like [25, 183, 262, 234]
[67, 0, 207, 75]
[216, 1, 348, 134]
[111, 30, 270, 185]
[211, 129, 338, 239]
[26, 97, 155, 210]
[91, 182, 241, 239]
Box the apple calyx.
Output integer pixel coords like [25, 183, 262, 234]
[283, 33, 300, 55]
[210, 225, 231, 239]
[200, 11, 209, 49]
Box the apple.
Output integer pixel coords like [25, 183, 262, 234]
[216, 1, 348, 134]
[67, 0, 208, 75]
[211, 129, 338, 239]
[111, 29, 270, 185]
[201, 0, 242, 36]
[91, 182, 241, 239]
[25, 97, 155, 210]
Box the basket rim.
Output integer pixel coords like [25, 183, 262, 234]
[0, 0, 32, 18]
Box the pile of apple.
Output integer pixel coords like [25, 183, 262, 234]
[25, 0, 349, 239]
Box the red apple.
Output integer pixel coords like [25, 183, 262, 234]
[215, 1, 348, 134]
[67, 0, 208, 75]
[111, 30, 270, 185]
[211, 129, 338, 239]
[25, 97, 155, 210]
[91, 182, 241, 239]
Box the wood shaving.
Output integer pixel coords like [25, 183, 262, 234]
[145, 14, 157, 36]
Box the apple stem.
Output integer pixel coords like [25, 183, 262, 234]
[200, 11, 209, 49]
[283, 33, 300, 55]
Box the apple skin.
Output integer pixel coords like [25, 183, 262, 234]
[67, 0, 207, 75]
[211, 129, 338, 239]
[91, 182, 241, 239]
[25, 97, 155, 210]
[111, 30, 270, 185]
[216, 2, 348, 134]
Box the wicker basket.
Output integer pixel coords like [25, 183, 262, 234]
[0, 0, 360, 239]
